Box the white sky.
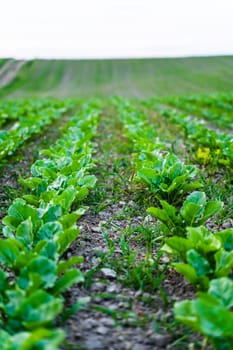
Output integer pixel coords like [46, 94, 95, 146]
[0, 0, 233, 59]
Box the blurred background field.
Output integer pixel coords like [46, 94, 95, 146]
[1, 56, 233, 99]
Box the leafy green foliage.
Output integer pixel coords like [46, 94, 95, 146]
[0, 100, 69, 160]
[116, 100, 203, 205]
[0, 328, 64, 350]
[147, 191, 222, 236]
[0, 100, 101, 348]
[134, 154, 201, 203]
[175, 278, 233, 349]
[116, 96, 233, 350]
[163, 226, 233, 289]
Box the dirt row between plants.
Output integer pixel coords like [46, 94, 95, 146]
[61, 106, 203, 350]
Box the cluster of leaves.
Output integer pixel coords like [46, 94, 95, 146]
[148, 191, 222, 236]
[118, 99, 233, 349]
[163, 226, 233, 290]
[117, 100, 201, 206]
[134, 153, 201, 204]
[0, 100, 101, 349]
[175, 277, 233, 349]
[0, 99, 72, 160]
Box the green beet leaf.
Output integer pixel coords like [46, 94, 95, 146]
[173, 263, 199, 285]
[5, 288, 26, 318]
[186, 249, 212, 276]
[42, 205, 62, 223]
[52, 186, 76, 212]
[208, 278, 233, 308]
[8, 199, 41, 228]
[214, 249, 233, 277]
[78, 175, 97, 188]
[180, 191, 206, 225]
[72, 187, 89, 202]
[0, 269, 8, 293]
[215, 229, 233, 251]
[19, 177, 47, 195]
[40, 190, 57, 203]
[12, 328, 64, 350]
[0, 239, 21, 268]
[4, 199, 42, 234]
[33, 240, 58, 260]
[187, 226, 221, 254]
[136, 168, 162, 192]
[174, 300, 198, 330]
[15, 218, 33, 247]
[19, 290, 63, 329]
[197, 200, 223, 225]
[3, 216, 23, 231]
[190, 297, 233, 339]
[163, 236, 194, 260]
[31, 159, 57, 179]
[56, 228, 80, 255]
[22, 195, 39, 206]
[36, 222, 63, 241]
[48, 174, 67, 191]
[174, 297, 233, 340]
[59, 207, 87, 229]
[18, 256, 57, 289]
[51, 269, 84, 295]
[0, 330, 12, 350]
[147, 205, 176, 230]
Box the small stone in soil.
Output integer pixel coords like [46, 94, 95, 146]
[150, 333, 172, 347]
[90, 282, 106, 292]
[99, 317, 115, 327]
[101, 268, 117, 279]
[84, 335, 103, 349]
[133, 343, 148, 350]
[92, 226, 102, 233]
[222, 221, 232, 228]
[96, 325, 109, 335]
[106, 284, 118, 293]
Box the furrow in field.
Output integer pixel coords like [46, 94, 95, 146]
[115, 99, 233, 350]
[62, 101, 202, 350]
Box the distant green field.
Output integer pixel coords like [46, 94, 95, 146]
[0, 56, 233, 98]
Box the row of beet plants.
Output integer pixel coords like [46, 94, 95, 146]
[0, 100, 101, 349]
[0, 99, 66, 127]
[143, 99, 233, 170]
[118, 100, 233, 350]
[164, 93, 233, 129]
[0, 99, 72, 161]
